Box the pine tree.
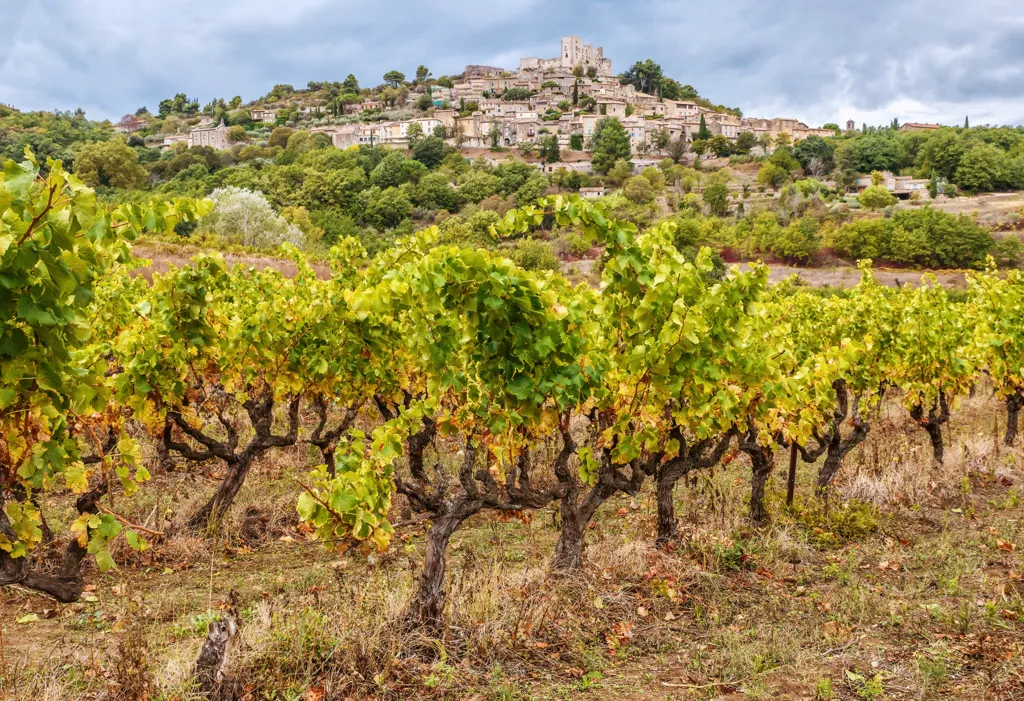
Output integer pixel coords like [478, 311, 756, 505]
[590, 118, 632, 175]
[964, 115, 970, 129]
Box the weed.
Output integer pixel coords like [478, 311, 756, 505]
[918, 653, 948, 690]
[846, 670, 885, 700]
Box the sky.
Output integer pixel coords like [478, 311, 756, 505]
[3, 0, 1024, 127]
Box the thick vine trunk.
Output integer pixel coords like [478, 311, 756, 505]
[749, 449, 774, 524]
[552, 507, 588, 570]
[810, 381, 871, 493]
[910, 393, 949, 465]
[924, 423, 944, 464]
[652, 433, 732, 546]
[655, 475, 679, 546]
[404, 510, 473, 631]
[740, 429, 775, 524]
[1005, 393, 1022, 447]
[175, 396, 300, 530]
[0, 484, 107, 603]
[552, 482, 615, 570]
[186, 455, 256, 531]
[817, 450, 843, 491]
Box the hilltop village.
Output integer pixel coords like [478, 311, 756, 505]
[116, 37, 843, 169]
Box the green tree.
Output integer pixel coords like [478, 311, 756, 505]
[268, 126, 294, 149]
[697, 115, 712, 140]
[590, 118, 632, 175]
[416, 94, 433, 111]
[515, 173, 549, 204]
[756, 162, 787, 190]
[851, 134, 906, 173]
[920, 129, 965, 182]
[703, 181, 729, 216]
[771, 217, 820, 263]
[503, 87, 532, 101]
[570, 134, 584, 151]
[859, 185, 898, 210]
[457, 169, 500, 203]
[74, 138, 148, 189]
[708, 135, 731, 158]
[364, 186, 411, 228]
[769, 146, 800, 173]
[606, 158, 633, 186]
[406, 121, 425, 144]
[793, 135, 835, 172]
[650, 127, 671, 152]
[342, 74, 360, 93]
[416, 65, 431, 83]
[623, 175, 655, 203]
[412, 135, 446, 168]
[619, 59, 664, 94]
[539, 134, 561, 164]
[383, 70, 406, 88]
[954, 143, 1004, 192]
[734, 132, 758, 155]
[412, 171, 459, 212]
[690, 138, 709, 157]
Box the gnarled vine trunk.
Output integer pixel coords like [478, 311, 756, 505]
[400, 438, 564, 631]
[552, 429, 646, 570]
[814, 381, 870, 491]
[739, 429, 775, 525]
[909, 392, 949, 465]
[174, 394, 301, 531]
[652, 431, 733, 546]
[0, 482, 108, 603]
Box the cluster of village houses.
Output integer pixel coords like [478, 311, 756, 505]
[119, 36, 944, 192]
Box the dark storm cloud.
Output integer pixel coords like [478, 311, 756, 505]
[2, 0, 1024, 125]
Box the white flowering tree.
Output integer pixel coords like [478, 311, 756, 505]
[206, 187, 305, 249]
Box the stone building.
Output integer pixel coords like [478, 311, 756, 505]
[188, 121, 230, 149]
[519, 36, 614, 76]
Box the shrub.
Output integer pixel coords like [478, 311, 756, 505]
[623, 176, 655, 204]
[757, 162, 787, 190]
[828, 207, 993, 267]
[506, 237, 560, 271]
[859, 185, 897, 210]
[770, 217, 820, 263]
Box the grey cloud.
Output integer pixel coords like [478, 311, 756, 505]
[2, 0, 1024, 126]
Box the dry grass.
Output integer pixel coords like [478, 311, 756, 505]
[1, 391, 1023, 700]
[131, 241, 332, 281]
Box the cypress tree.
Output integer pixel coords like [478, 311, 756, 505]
[697, 114, 711, 140]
